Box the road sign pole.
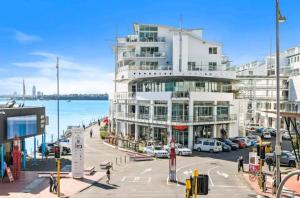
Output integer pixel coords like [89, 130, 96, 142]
[57, 159, 60, 197]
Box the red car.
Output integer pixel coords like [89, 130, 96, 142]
[231, 139, 246, 149]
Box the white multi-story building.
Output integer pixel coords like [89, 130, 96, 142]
[237, 44, 300, 129]
[109, 23, 243, 149]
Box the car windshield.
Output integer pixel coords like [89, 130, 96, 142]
[225, 139, 233, 144]
[154, 147, 162, 150]
[177, 144, 183, 148]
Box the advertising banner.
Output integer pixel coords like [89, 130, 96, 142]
[71, 127, 84, 178]
[249, 152, 259, 173]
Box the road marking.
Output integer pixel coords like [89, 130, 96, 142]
[183, 169, 193, 176]
[133, 177, 140, 182]
[207, 166, 219, 186]
[140, 168, 152, 175]
[213, 185, 247, 188]
[217, 171, 229, 178]
[121, 176, 127, 182]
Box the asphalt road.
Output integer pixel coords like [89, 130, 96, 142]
[72, 129, 299, 198]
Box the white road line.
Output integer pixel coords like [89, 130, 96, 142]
[133, 177, 140, 182]
[213, 185, 248, 188]
[140, 168, 152, 175]
[216, 171, 229, 178]
[121, 176, 127, 182]
[207, 166, 219, 186]
[148, 177, 152, 183]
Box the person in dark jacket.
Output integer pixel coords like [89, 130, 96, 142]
[238, 155, 244, 172]
[49, 173, 54, 192]
[106, 168, 110, 184]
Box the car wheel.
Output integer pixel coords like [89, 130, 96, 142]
[288, 161, 296, 167]
[197, 147, 201, 152]
[154, 154, 157, 158]
[178, 152, 182, 156]
[209, 149, 214, 153]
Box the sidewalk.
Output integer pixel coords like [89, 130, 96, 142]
[243, 164, 300, 197]
[0, 123, 108, 198]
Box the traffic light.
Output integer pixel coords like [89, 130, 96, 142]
[261, 145, 265, 160]
[54, 146, 60, 159]
[257, 145, 261, 156]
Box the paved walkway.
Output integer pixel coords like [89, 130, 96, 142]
[0, 123, 120, 198]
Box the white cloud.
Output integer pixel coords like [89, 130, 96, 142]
[14, 30, 42, 43]
[4, 51, 114, 95]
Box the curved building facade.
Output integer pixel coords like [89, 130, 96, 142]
[109, 23, 243, 149]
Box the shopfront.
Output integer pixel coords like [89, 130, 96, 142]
[172, 126, 188, 146]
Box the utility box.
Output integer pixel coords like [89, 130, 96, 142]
[197, 174, 209, 195]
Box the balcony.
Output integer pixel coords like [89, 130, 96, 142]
[138, 114, 150, 120]
[172, 91, 189, 98]
[194, 115, 214, 122]
[114, 92, 136, 100]
[153, 114, 168, 121]
[172, 115, 189, 123]
[125, 36, 166, 43]
[121, 52, 166, 59]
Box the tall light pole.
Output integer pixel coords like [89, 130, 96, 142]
[56, 57, 61, 197]
[275, 0, 286, 188]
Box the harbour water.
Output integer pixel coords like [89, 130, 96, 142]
[3, 100, 109, 154]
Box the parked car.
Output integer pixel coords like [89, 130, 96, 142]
[246, 135, 258, 146]
[38, 143, 71, 155]
[256, 127, 265, 133]
[265, 127, 276, 136]
[143, 146, 169, 158]
[231, 139, 246, 149]
[194, 138, 222, 153]
[224, 139, 239, 150]
[164, 144, 192, 156]
[221, 142, 231, 152]
[266, 150, 297, 167]
[262, 131, 272, 139]
[235, 137, 252, 147]
[246, 123, 260, 132]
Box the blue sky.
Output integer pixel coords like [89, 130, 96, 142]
[0, 0, 299, 95]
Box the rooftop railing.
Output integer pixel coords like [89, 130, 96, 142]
[125, 36, 166, 43]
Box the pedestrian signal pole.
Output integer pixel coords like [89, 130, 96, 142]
[193, 169, 199, 198]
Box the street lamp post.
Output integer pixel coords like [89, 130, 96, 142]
[275, 0, 286, 189]
[56, 57, 61, 197]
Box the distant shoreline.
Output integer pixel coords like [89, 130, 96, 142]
[0, 94, 109, 101]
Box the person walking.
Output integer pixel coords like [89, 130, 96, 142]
[49, 173, 54, 192]
[45, 149, 49, 160]
[53, 176, 57, 193]
[266, 157, 271, 172]
[238, 155, 244, 172]
[106, 168, 111, 184]
[90, 129, 93, 138]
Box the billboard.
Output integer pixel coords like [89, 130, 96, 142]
[7, 115, 37, 140]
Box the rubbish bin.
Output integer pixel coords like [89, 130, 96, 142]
[197, 174, 209, 195]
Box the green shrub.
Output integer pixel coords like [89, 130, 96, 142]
[100, 130, 109, 139]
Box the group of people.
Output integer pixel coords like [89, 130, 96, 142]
[49, 173, 58, 193]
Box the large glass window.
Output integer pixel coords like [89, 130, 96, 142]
[141, 47, 159, 57]
[209, 47, 218, 54]
[139, 25, 158, 42]
[172, 103, 189, 121]
[208, 62, 217, 71]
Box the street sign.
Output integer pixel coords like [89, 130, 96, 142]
[71, 127, 84, 178]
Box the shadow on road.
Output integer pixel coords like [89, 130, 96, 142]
[92, 182, 120, 190]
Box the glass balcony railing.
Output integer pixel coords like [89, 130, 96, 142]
[153, 114, 168, 121]
[122, 52, 166, 58]
[138, 114, 150, 119]
[126, 36, 166, 43]
[172, 91, 189, 98]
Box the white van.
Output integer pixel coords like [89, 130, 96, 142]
[194, 138, 222, 153]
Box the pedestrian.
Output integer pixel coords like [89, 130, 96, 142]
[238, 155, 244, 172]
[98, 119, 100, 126]
[266, 157, 271, 172]
[106, 168, 110, 184]
[49, 173, 54, 192]
[83, 124, 86, 130]
[90, 129, 93, 138]
[262, 172, 266, 192]
[53, 176, 57, 193]
[45, 149, 49, 160]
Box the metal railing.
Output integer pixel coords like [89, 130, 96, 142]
[172, 91, 190, 98]
[122, 52, 166, 59]
[126, 36, 166, 43]
[114, 92, 136, 100]
[153, 114, 168, 121]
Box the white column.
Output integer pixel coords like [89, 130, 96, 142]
[188, 126, 193, 150]
[213, 124, 217, 138]
[167, 100, 172, 142]
[150, 100, 154, 123]
[135, 124, 139, 140]
[116, 121, 119, 136]
[188, 99, 194, 149]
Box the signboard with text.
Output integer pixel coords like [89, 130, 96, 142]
[249, 152, 259, 172]
[71, 127, 84, 178]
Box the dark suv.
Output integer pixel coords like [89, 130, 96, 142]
[38, 143, 71, 155]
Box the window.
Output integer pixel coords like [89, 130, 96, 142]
[141, 47, 159, 56]
[208, 62, 217, 71]
[209, 47, 217, 54]
[188, 62, 197, 71]
[139, 25, 158, 41]
[203, 141, 210, 146]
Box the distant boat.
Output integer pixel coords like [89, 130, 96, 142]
[67, 100, 71, 102]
